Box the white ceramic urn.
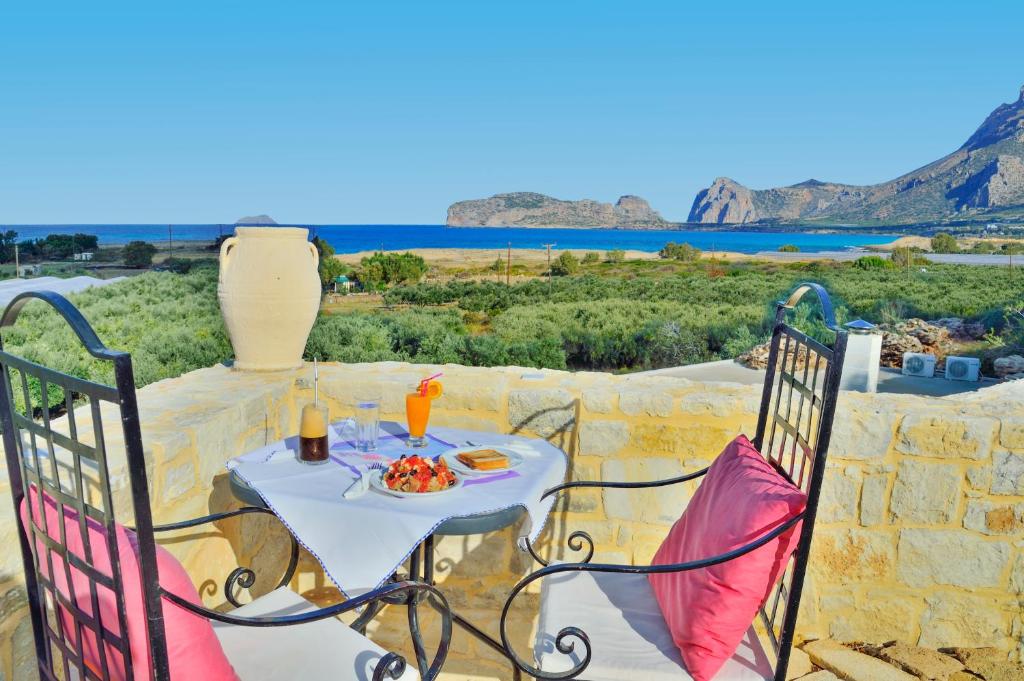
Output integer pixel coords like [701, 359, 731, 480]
[217, 227, 321, 370]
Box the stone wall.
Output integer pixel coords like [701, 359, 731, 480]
[0, 361, 1022, 678]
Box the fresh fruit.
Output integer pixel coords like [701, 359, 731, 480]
[423, 380, 443, 399]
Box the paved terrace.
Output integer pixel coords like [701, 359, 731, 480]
[0, 361, 1021, 679]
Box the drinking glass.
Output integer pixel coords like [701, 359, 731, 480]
[354, 394, 381, 451]
[405, 385, 431, 448]
[298, 403, 329, 464]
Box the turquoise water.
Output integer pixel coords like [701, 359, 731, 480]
[7, 224, 892, 254]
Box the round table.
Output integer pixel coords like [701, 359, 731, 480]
[229, 468, 526, 535]
[227, 466, 529, 679]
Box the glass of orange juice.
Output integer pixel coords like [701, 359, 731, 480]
[405, 391, 431, 448]
[405, 380, 442, 447]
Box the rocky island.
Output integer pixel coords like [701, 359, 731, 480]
[446, 193, 674, 229]
[689, 85, 1024, 225]
[235, 214, 278, 225]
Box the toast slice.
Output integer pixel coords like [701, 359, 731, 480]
[455, 449, 509, 471]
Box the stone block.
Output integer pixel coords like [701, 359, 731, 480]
[897, 529, 1011, 588]
[991, 451, 1024, 495]
[818, 466, 861, 523]
[963, 500, 1024, 536]
[508, 389, 576, 437]
[798, 672, 840, 681]
[810, 528, 895, 585]
[828, 593, 920, 643]
[581, 389, 615, 414]
[601, 458, 691, 524]
[437, 377, 506, 412]
[629, 422, 735, 458]
[999, 417, 1024, 450]
[1011, 553, 1024, 593]
[577, 420, 630, 456]
[830, 407, 897, 460]
[966, 465, 992, 491]
[618, 388, 673, 417]
[678, 391, 742, 417]
[878, 642, 964, 680]
[160, 459, 196, 504]
[860, 473, 889, 526]
[786, 646, 813, 679]
[895, 415, 997, 460]
[889, 461, 961, 524]
[803, 639, 916, 681]
[919, 593, 1009, 648]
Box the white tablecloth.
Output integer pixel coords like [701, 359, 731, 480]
[227, 423, 567, 596]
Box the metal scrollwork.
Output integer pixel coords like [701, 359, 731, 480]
[149, 506, 301, 609]
[224, 567, 257, 608]
[372, 652, 408, 681]
[565, 531, 594, 564]
[499, 567, 592, 680]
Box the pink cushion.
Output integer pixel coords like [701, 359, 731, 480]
[20, 486, 239, 681]
[648, 435, 806, 681]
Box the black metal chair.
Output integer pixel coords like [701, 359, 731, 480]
[0, 291, 451, 681]
[503, 283, 848, 681]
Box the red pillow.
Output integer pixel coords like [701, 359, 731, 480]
[20, 486, 239, 681]
[648, 435, 806, 681]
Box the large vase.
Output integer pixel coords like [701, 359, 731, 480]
[217, 227, 321, 370]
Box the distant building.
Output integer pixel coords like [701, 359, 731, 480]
[17, 265, 37, 277]
[333, 275, 352, 293]
[73, 252, 94, 261]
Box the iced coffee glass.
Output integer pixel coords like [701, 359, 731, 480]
[298, 403, 330, 464]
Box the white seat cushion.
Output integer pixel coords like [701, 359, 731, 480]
[536, 569, 774, 681]
[213, 588, 418, 681]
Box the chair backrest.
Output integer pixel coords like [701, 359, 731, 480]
[0, 292, 170, 681]
[751, 283, 848, 681]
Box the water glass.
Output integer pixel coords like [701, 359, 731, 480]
[354, 394, 381, 451]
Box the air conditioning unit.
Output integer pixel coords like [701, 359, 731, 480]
[944, 356, 980, 382]
[902, 352, 936, 378]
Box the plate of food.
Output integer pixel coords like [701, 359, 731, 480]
[370, 455, 463, 497]
[440, 446, 524, 476]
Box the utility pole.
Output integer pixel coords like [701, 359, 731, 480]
[168, 224, 173, 260]
[542, 243, 556, 294]
[506, 241, 511, 286]
[14, 243, 19, 278]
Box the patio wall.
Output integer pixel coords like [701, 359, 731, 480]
[0, 360, 1022, 678]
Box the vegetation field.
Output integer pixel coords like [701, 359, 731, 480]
[6, 256, 1023, 413]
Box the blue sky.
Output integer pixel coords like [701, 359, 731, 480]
[2, 1, 1022, 224]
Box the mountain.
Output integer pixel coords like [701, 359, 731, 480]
[688, 85, 1024, 225]
[446, 193, 673, 228]
[235, 214, 278, 225]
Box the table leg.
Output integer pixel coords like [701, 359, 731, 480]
[406, 545, 430, 678]
[422, 537, 522, 681]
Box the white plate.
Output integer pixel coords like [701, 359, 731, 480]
[441, 446, 524, 476]
[368, 468, 464, 498]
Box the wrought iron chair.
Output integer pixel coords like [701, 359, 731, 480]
[503, 283, 849, 681]
[0, 291, 452, 681]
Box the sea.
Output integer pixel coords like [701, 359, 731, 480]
[6, 224, 892, 254]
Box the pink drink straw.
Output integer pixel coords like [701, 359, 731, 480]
[419, 372, 443, 396]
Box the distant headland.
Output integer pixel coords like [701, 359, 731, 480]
[235, 214, 278, 225]
[446, 193, 673, 229]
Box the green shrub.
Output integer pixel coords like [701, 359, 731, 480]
[778, 244, 800, 253]
[582, 252, 600, 264]
[358, 252, 427, 288]
[550, 251, 580, 276]
[123, 241, 158, 268]
[930, 232, 959, 253]
[605, 249, 625, 263]
[890, 248, 931, 268]
[853, 255, 894, 270]
[659, 242, 701, 262]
